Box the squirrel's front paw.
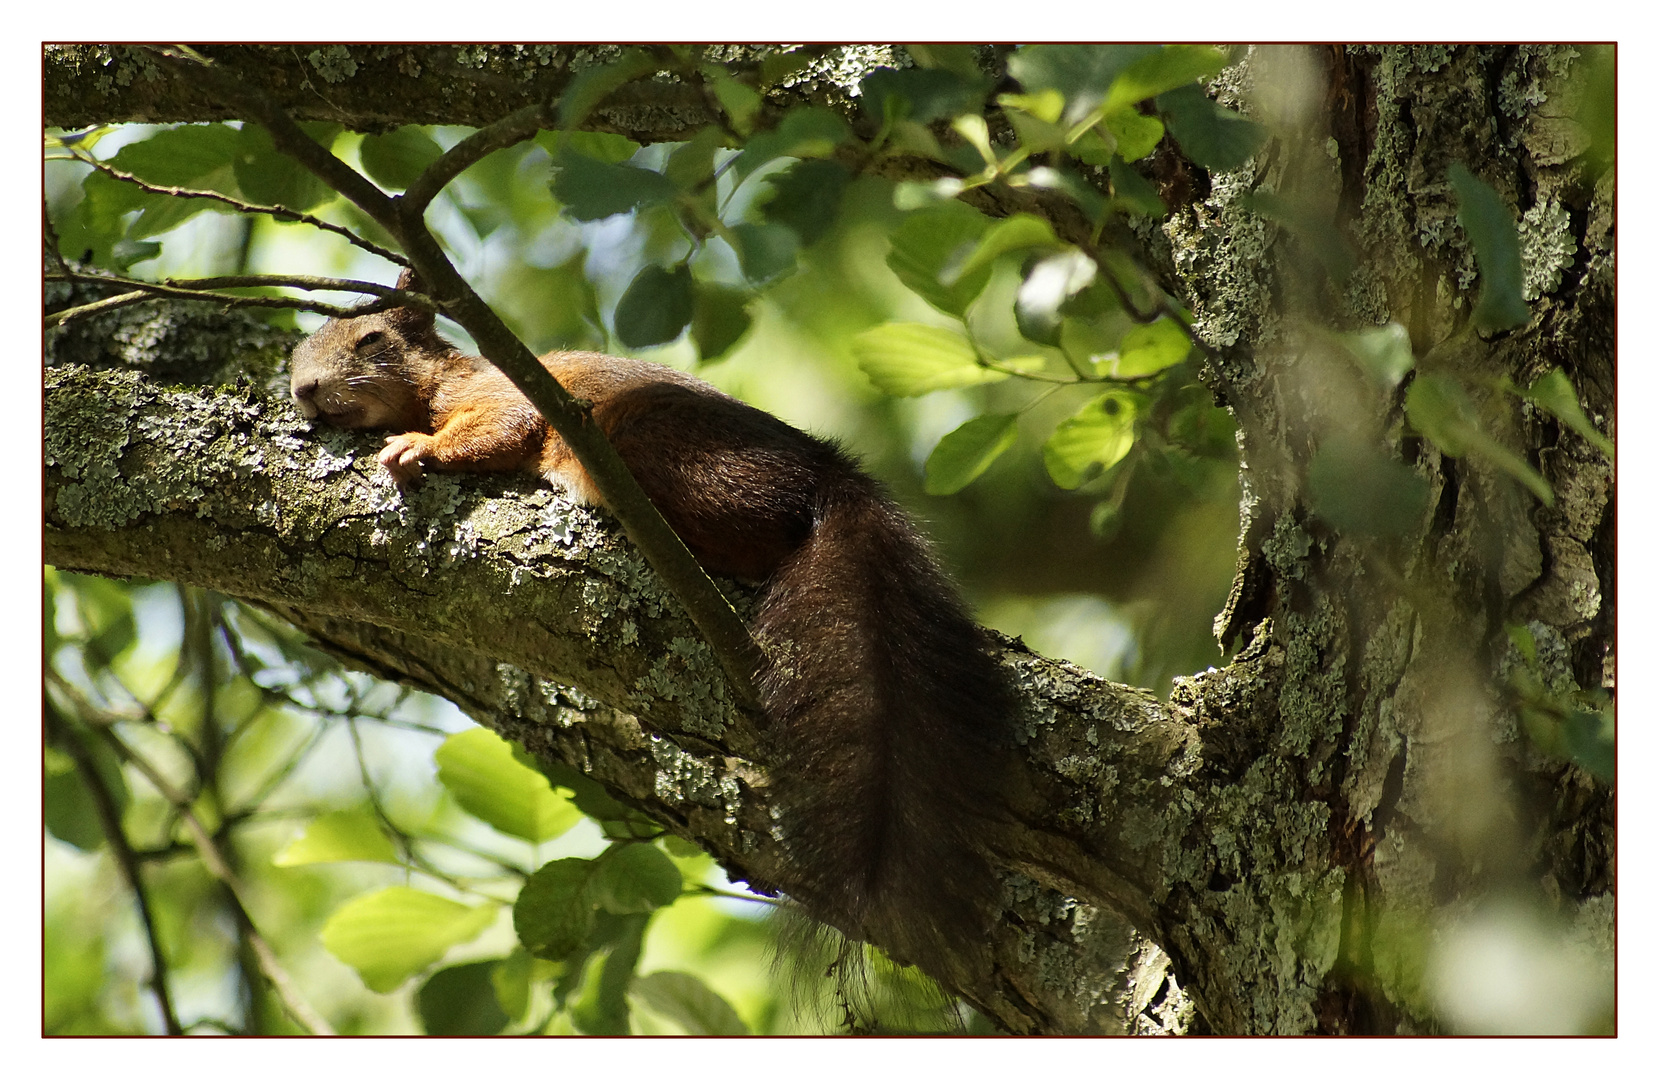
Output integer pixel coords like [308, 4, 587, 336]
[379, 433, 434, 487]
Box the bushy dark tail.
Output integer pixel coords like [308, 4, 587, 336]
[754, 473, 1016, 985]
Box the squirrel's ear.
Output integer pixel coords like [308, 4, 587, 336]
[388, 266, 437, 333]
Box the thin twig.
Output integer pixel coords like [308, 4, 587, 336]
[45, 703, 184, 1036]
[54, 145, 406, 266]
[44, 270, 430, 329]
[403, 103, 552, 212]
[49, 673, 337, 1037]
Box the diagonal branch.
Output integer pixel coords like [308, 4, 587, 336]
[44, 702, 184, 1036]
[144, 43, 764, 709]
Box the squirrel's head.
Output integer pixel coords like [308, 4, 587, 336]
[290, 267, 450, 430]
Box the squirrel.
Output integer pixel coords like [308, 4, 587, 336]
[290, 269, 1017, 991]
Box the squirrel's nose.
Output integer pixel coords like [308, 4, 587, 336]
[291, 376, 320, 417]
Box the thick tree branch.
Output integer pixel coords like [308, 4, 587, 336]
[44, 363, 1209, 1034]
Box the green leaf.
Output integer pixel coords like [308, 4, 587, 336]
[434, 729, 581, 844]
[1158, 84, 1268, 172]
[860, 66, 987, 124]
[558, 50, 658, 129]
[1336, 322, 1415, 388]
[1107, 156, 1166, 217]
[946, 213, 1062, 286]
[272, 808, 399, 866]
[664, 126, 726, 191]
[614, 264, 695, 348]
[490, 948, 538, 1022]
[534, 129, 641, 165]
[633, 970, 749, 1035]
[1107, 318, 1190, 377]
[1561, 707, 1614, 783]
[886, 200, 994, 317]
[1521, 368, 1613, 462]
[1044, 391, 1141, 488]
[1102, 45, 1231, 113]
[904, 43, 985, 80]
[234, 123, 333, 210]
[514, 859, 598, 961]
[321, 887, 496, 993]
[853, 323, 1007, 396]
[998, 89, 1066, 125]
[1448, 162, 1530, 332]
[43, 743, 127, 852]
[358, 126, 445, 191]
[106, 122, 242, 186]
[761, 158, 850, 246]
[551, 149, 677, 221]
[1100, 110, 1165, 164]
[1008, 44, 1161, 123]
[589, 843, 683, 914]
[734, 107, 850, 179]
[727, 222, 799, 285]
[1406, 373, 1553, 505]
[690, 282, 753, 360]
[569, 913, 647, 1035]
[703, 69, 762, 135]
[417, 962, 510, 1036]
[1306, 435, 1430, 538]
[925, 414, 1019, 495]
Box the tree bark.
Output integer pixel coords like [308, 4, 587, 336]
[44, 43, 1614, 1035]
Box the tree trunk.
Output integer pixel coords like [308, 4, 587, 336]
[44, 43, 1613, 1035]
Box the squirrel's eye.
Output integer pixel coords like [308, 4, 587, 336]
[357, 330, 386, 351]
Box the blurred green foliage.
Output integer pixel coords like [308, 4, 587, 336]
[49, 43, 1612, 1034]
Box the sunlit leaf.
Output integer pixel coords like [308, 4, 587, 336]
[905, 43, 985, 80]
[925, 414, 1019, 495]
[1449, 163, 1530, 332]
[1044, 391, 1141, 488]
[999, 89, 1066, 125]
[614, 264, 694, 348]
[634, 970, 749, 1035]
[434, 729, 582, 844]
[664, 126, 726, 191]
[570, 913, 647, 1035]
[945, 213, 1062, 285]
[734, 107, 850, 179]
[1100, 110, 1165, 163]
[417, 962, 510, 1036]
[1102, 45, 1231, 113]
[321, 887, 496, 993]
[273, 808, 399, 866]
[853, 323, 1006, 396]
[1106, 318, 1190, 377]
